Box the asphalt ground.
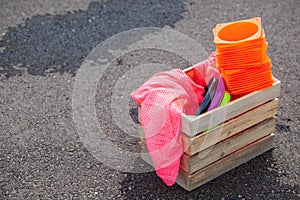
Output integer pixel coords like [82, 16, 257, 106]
[0, 0, 299, 199]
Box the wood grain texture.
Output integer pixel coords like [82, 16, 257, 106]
[176, 133, 274, 191]
[180, 118, 276, 174]
[181, 79, 280, 136]
[182, 98, 278, 155]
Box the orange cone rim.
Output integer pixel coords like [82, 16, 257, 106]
[214, 17, 261, 44]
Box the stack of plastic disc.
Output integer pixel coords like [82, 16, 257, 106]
[213, 17, 274, 96]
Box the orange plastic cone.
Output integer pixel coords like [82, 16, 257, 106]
[213, 17, 274, 95]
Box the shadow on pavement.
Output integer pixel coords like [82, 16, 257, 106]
[0, 0, 185, 77]
[120, 151, 300, 199]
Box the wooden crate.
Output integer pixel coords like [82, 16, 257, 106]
[139, 76, 280, 191]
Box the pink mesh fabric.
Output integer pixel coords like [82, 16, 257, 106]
[131, 54, 218, 186]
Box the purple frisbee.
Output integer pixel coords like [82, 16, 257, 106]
[207, 77, 225, 111]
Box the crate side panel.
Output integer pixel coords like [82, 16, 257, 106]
[183, 98, 278, 155]
[181, 80, 280, 136]
[181, 134, 274, 191]
[181, 118, 275, 174]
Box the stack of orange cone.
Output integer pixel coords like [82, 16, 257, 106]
[213, 17, 274, 96]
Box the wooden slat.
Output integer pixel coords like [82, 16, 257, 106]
[182, 98, 278, 155]
[176, 133, 274, 191]
[181, 79, 280, 136]
[180, 118, 275, 174]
